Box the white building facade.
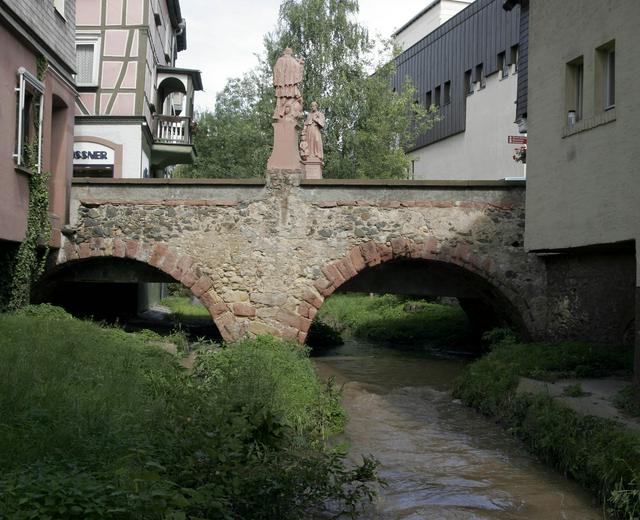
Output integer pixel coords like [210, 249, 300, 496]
[393, 0, 526, 180]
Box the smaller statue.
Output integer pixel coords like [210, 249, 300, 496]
[300, 101, 325, 164]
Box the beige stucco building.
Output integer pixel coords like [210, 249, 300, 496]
[525, 0, 639, 361]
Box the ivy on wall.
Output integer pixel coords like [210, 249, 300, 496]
[3, 56, 52, 311]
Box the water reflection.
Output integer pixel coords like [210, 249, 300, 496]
[313, 339, 601, 520]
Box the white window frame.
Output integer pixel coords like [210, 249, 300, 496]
[14, 67, 45, 172]
[604, 49, 615, 110]
[75, 35, 101, 87]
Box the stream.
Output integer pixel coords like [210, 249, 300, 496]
[313, 339, 602, 520]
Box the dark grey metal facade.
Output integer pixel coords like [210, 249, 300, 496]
[393, 0, 521, 150]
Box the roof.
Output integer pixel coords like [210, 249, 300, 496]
[157, 66, 204, 91]
[393, 0, 441, 37]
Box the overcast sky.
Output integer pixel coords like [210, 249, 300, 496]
[177, 0, 430, 110]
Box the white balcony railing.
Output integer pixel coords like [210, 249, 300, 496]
[154, 115, 191, 145]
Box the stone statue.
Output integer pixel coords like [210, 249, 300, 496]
[300, 101, 324, 163]
[267, 48, 305, 171]
[272, 47, 304, 120]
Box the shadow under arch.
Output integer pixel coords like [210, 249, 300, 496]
[297, 239, 535, 344]
[38, 238, 236, 341]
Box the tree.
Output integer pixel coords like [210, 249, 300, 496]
[177, 0, 436, 180]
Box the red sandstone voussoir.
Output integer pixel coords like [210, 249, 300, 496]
[297, 302, 312, 319]
[360, 241, 381, 266]
[171, 255, 195, 280]
[348, 246, 366, 272]
[210, 302, 230, 317]
[191, 275, 214, 297]
[298, 331, 308, 344]
[199, 291, 215, 309]
[390, 237, 411, 258]
[233, 303, 257, 317]
[308, 307, 318, 321]
[314, 277, 334, 297]
[159, 251, 178, 275]
[113, 239, 126, 258]
[321, 264, 346, 287]
[282, 326, 299, 341]
[149, 243, 169, 267]
[452, 244, 472, 264]
[125, 240, 139, 259]
[303, 288, 324, 309]
[78, 242, 91, 259]
[181, 267, 200, 288]
[64, 242, 79, 261]
[378, 243, 393, 262]
[335, 257, 357, 281]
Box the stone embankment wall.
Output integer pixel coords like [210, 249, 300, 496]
[58, 172, 545, 343]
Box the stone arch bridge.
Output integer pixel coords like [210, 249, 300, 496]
[47, 171, 548, 343]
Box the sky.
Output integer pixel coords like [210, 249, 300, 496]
[177, 0, 430, 110]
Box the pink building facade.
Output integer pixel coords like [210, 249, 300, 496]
[0, 0, 77, 254]
[74, 0, 202, 179]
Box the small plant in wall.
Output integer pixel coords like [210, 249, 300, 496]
[512, 144, 527, 163]
[6, 56, 52, 311]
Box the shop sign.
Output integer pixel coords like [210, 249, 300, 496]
[73, 142, 115, 165]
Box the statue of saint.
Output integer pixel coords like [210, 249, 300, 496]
[272, 48, 304, 120]
[301, 101, 325, 164]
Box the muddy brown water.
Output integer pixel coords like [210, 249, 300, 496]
[313, 339, 602, 520]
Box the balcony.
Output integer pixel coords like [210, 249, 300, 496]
[150, 67, 203, 169]
[155, 115, 192, 145]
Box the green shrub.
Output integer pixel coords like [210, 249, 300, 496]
[306, 319, 344, 350]
[317, 293, 469, 346]
[0, 307, 377, 519]
[453, 338, 639, 518]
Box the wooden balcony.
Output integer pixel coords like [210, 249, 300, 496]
[151, 115, 196, 168]
[154, 115, 192, 145]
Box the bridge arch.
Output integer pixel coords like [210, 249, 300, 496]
[293, 238, 536, 344]
[50, 238, 237, 341]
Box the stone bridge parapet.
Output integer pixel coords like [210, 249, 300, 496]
[55, 174, 546, 343]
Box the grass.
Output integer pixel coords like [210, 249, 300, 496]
[614, 385, 640, 418]
[316, 293, 469, 346]
[453, 333, 638, 518]
[160, 295, 212, 320]
[0, 304, 378, 519]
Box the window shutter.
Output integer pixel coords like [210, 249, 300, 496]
[76, 44, 95, 84]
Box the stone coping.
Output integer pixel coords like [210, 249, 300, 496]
[72, 177, 526, 189]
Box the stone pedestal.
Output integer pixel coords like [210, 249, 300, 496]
[303, 159, 323, 179]
[267, 119, 302, 171]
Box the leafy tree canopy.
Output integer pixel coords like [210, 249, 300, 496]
[176, 0, 437, 180]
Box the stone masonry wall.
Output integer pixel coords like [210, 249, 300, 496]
[58, 174, 547, 343]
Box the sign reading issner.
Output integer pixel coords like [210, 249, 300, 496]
[508, 135, 528, 144]
[73, 142, 115, 165]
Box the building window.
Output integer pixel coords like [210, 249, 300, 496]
[510, 45, 519, 73]
[596, 41, 615, 111]
[566, 56, 584, 125]
[14, 68, 45, 171]
[475, 63, 486, 89]
[425, 90, 432, 108]
[75, 37, 100, 86]
[53, 0, 65, 16]
[434, 85, 441, 108]
[498, 52, 508, 79]
[443, 81, 451, 105]
[465, 70, 473, 96]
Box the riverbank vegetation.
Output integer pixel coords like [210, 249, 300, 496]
[0, 305, 378, 519]
[315, 293, 469, 347]
[453, 332, 639, 518]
